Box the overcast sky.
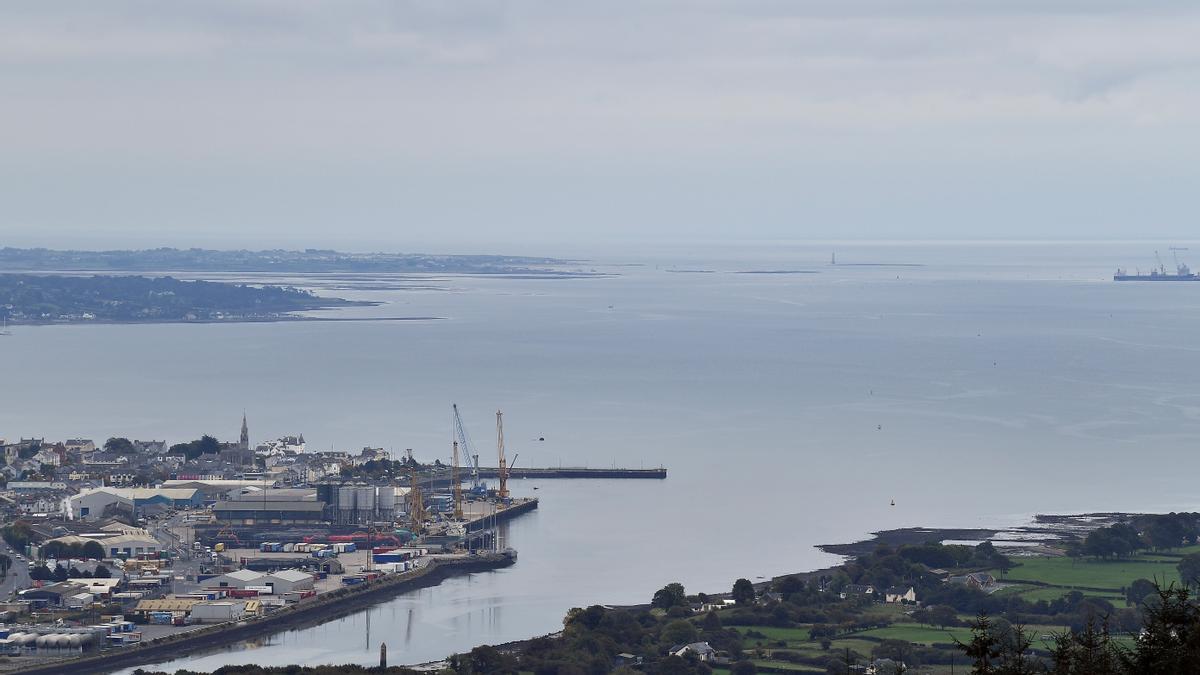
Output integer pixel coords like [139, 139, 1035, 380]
[2, 1, 1198, 252]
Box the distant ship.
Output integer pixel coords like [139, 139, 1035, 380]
[1115, 250, 1200, 281]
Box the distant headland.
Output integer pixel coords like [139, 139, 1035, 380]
[0, 246, 596, 276]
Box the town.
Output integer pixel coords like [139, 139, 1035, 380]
[0, 409, 545, 672]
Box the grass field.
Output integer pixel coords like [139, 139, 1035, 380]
[736, 625, 812, 644]
[992, 555, 1180, 592]
[998, 584, 1126, 603]
[725, 549, 1190, 673]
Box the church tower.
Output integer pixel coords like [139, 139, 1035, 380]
[240, 412, 249, 451]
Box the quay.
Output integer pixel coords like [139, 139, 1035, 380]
[462, 496, 539, 534]
[475, 466, 667, 479]
[10, 553, 515, 675]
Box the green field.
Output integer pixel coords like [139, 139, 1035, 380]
[992, 555, 1180, 593]
[726, 549, 1191, 673]
[736, 625, 812, 644]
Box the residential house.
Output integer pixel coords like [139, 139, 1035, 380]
[669, 642, 717, 662]
[884, 586, 917, 604]
[840, 584, 876, 599]
[64, 439, 97, 455]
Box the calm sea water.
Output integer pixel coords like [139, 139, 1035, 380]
[4, 241, 1200, 670]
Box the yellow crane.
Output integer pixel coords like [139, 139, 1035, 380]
[408, 466, 425, 533]
[451, 440, 464, 520]
[496, 410, 510, 499]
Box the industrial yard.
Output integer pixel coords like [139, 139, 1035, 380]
[0, 406, 660, 672]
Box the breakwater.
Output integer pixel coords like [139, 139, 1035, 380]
[476, 467, 667, 479]
[13, 554, 515, 675]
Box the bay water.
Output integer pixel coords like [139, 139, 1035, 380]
[3, 241, 1199, 669]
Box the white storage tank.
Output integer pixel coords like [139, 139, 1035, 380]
[377, 486, 396, 511]
[356, 487, 376, 512]
[338, 486, 357, 511]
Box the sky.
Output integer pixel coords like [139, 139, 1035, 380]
[1, 1, 1199, 253]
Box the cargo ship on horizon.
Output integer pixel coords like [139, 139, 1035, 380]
[1114, 250, 1200, 281]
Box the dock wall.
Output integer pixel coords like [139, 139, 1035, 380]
[13, 554, 514, 675]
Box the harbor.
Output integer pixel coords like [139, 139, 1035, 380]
[0, 405, 668, 673]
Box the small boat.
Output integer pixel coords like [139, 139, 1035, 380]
[0, 318, 10, 336]
[890, 499, 895, 506]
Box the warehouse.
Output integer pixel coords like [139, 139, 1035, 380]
[206, 569, 314, 594]
[63, 487, 202, 520]
[212, 500, 326, 525]
[190, 600, 247, 623]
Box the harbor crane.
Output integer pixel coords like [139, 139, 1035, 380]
[408, 466, 425, 534]
[451, 440, 464, 520]
[452, 404, 484, 492]
[496, 410, 510, 499]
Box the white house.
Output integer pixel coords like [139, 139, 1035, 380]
[884, 586, 917, 604]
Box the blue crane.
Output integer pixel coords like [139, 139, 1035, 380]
[452, 404, 487, 494]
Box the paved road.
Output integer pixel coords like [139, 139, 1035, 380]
[0, 543, 31, 600]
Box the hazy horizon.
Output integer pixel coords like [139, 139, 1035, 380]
[4, 1, 1200, 250]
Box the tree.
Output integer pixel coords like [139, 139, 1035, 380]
[1178, 554, 1200, 589]
[929, 605, 959, 629]
[0, 553, 10, 577]
[1048, 616, 1124, 675]
[168, 435, 221, 461]
[29, 563, 52, 581]
[995, 555, 1016, 580]
[52, 564, 69, 582]
[1126, 578, 1157, 607]
[873, 639, 917, 667]
[82, 540, 105, 560]
[958, 614, 1000, 674]
[661, 619, 699, 647]
[463, 644, 515, 674]
[104, 437, 136, 455]
[93, 564, 112, 579]
[732, 578, 756, 605]
[1127, 584, 1200, 673]
[701, 610, 722, 633]
[652, 582, 688, 610]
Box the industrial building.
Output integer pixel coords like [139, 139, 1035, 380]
[47, 528, 161, 558]
[316, 483, 400, 524]
[63, 487, 202, 520]
[206, 569, 314, 594]
[212, 500, 326, 525]
[190, 600, 247, 623]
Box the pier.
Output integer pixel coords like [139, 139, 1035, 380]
[475, 466, 667, 479]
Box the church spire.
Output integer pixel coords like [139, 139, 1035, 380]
[240, 411, 249, 450]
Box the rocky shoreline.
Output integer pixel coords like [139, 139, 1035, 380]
[817, 512, 1144, 560]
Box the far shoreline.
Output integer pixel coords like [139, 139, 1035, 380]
[0, 315, 446, 328]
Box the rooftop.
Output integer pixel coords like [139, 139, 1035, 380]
[213, 500, 325, 512]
